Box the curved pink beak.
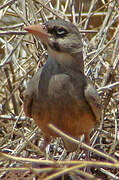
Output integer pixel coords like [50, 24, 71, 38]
[24, 24, 50, 43]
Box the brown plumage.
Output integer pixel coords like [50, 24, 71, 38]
[24, 19, 102, 152]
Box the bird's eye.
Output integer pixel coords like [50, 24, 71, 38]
[56, 28, 67, 35]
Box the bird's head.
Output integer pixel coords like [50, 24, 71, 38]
[25, 19, 83, 72]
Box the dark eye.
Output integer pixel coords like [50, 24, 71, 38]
[56, 28, 67, 36]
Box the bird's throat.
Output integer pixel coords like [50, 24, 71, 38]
[47, 47, 84, 73]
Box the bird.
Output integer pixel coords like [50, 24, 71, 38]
[24, 19, 102, 152]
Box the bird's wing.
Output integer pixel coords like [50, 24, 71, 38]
[84, 78, 102, 123]
[23, 67, 43, 117]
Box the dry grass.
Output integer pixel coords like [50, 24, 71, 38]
[0, 0, 119, 179]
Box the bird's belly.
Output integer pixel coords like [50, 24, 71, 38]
[31, 98, 95, 139]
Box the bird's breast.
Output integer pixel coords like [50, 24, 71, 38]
[31, 58, 95, 138]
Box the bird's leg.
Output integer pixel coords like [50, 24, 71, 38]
[83, 133, 91, 174]
[32, 136, 51, 169]
[84, 132, 90, 160]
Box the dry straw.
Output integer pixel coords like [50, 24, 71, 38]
[0, 0, 119, 179]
